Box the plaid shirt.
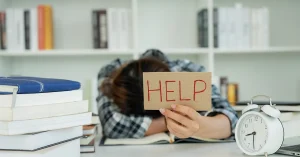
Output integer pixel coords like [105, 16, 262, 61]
[97, 49, 238, 139]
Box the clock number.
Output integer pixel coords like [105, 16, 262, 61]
[249, 118, 252, 123]
[261, 118, 263, 123]
[245, 124, 248, 128]
[241, 130, 245, 134]
[255, 116, 259, 121]
[244, 137, 246, 141]
[260, 145, 262, 149]
[248, 143, 250, 147]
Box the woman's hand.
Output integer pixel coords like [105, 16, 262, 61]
[159, 104, 200, 138]
[159, 104, 232, 139]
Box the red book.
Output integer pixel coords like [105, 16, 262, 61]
[38, 5, 45, 50]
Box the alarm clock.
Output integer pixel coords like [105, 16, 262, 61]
[235, 95, 284, 156]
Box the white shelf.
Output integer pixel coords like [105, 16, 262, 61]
[139, 48, 209, 55]
[214, 47, 300, 54]
[0, 49, 135, 57]
[0, 48, 210, 57]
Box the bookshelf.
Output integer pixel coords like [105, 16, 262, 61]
[0, 0, 300, 102]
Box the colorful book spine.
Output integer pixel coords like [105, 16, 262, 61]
[0, 12, 4, 50]
[92, 10, 100, 49]
[44, 5, 53, 49]
[38, 5, 45, 50]
[24, 10, 30, 50]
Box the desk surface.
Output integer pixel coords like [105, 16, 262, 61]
[81, 142, 289, 157]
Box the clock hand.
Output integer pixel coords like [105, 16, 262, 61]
[253, 132, 256, 150]
[253, 134, 255, 150]
[245, 132, 255, 136]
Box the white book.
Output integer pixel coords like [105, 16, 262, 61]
[0, 139, 80, 157]
[262, 7, 269, 48]
[0, 126, 82, 151]
[30, 8, 38, 51]
[0, 112, 91, 135]
[5, 8, 16, 50]
[0, 100, 88, 121]
[235, 3, 243, 49]
[251, 8, 259, 48]
[14, 8, 25, 50]
[223, 7, 230, 49]
[242, 7, 251, 49]
[0, 89, 82, 107]
[218, 8, 224, 49]
[228, 8, 236, 49]
[107, 8, 119, 50]
[257, 8, 264, 48]
[119, 9, 129, 49]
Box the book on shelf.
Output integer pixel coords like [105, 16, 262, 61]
[92, 8, 131, 50]
[100, 132, 234, 146]
[197, 3, 269, 49]
[0, 4, 53, 51]
[0, 138, 80, 157]
[0, 126, 82, 151]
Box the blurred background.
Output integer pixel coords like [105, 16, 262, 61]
[0, 0, 299, 105]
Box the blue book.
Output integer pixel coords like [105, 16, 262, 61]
[0, 76, 81, 94]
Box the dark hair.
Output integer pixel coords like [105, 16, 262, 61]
[100, 58, 170, 118]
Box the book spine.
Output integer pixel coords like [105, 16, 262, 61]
[24, 10, 30, 50]
[203, 9, 208, 47]
[98, 10, 108, 49]
[119, 9, 129, 49]
[38, 5, 45, 50]
[213, 8, 218, 48]
[220, 76, 228, 99]
[44, 5, 53, 49]
[2, 12, 6, 50]
[5, 8, 13, 50]
[30, 8, 38, 51]
[197, 10, 203, 47]
[0, 12, 2, 50]
[16, 9, 25, 50]
[227, 83, 239, 106]
[92, 10, 99, 49]
[107, 8, 118, 49]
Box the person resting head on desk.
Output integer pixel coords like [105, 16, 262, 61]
[97, 49, 238, 140]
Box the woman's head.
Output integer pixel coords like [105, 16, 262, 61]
[101, 57, 170, 118]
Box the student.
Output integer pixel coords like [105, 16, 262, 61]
[97, 49, 238, 140]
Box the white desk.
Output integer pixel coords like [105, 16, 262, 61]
[81, 142, 289, 157]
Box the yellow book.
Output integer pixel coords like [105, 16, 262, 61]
[44, 5, 53, 49]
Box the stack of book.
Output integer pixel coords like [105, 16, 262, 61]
[81, 78, 101, 153]
[198, 3, 269, 49]
[0, 4, 54, 51]
[0, 76, 92, 157]
[92, 8, 131, 50]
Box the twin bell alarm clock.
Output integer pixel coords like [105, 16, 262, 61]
[235, 95, 284, 156]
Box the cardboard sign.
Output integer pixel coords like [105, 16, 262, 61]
[143, 72, 212, 111]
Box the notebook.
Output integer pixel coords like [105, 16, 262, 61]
[0, 76, 81, 94]
[99, 132, 234, 146]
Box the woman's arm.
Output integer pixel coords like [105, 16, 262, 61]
[145, 116, 167, 136]
[97, 59, 167, 138]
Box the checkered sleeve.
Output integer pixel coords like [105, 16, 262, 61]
[96, 59, 152, 138]
[205, 85, 239, 139]
[170, 59, 238, 138]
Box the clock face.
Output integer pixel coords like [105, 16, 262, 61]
[237, 113, 268, 153]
